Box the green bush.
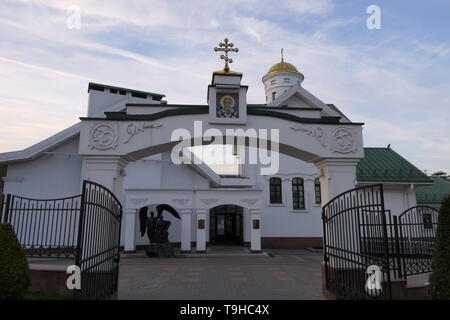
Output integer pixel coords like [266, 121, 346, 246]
[429, 195, 450, 299]
[0, 222, 30, 299]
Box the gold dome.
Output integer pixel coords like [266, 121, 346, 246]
[264, 60, 303, 78]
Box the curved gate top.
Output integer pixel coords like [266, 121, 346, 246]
[74, 180, 123, 300]
[396, 205, 438, 278]
[322, 184, 391, 300]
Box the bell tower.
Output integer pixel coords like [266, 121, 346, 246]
[208, 38, 247, 124]
[262, 49, 304, 104]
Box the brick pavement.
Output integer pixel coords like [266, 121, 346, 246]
[118, 249, 324, 300]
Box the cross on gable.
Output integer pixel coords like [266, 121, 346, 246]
[214, 38, 239, 72]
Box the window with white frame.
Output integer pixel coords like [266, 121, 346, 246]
[292, 178, 305, 209]
[314, 178, 321, 205]
[269, 177, 282, 204]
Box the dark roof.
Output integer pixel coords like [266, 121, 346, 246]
[416, 176, 450, 204]
[357, 148, 432, 183]
[88, 82, 165, 99]
[81, 106, 365, 125]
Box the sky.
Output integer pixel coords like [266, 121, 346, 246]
[0, 0, 449, 174]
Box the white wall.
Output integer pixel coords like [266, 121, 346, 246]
[256, 154, 323, 238]
[383, 185, 417, 215]
[3, 137, 82, 198]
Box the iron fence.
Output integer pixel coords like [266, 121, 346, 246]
[1, 194, 81, 258]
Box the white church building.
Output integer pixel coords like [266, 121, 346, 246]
[0, 41, 432, 254]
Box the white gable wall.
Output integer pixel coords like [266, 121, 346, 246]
[3, 137, 82, 198]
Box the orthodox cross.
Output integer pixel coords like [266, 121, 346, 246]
[281, 48, 284, 62]
[214, 38, 239, 72]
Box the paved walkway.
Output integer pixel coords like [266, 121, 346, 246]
[118, 248, 324, 300]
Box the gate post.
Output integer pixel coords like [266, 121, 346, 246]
[315, 159, 359, 206]
[393, 215, 402, 279]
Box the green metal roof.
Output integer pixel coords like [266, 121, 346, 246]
[416, 176, 450, 204]
[357, 148, 432, 183]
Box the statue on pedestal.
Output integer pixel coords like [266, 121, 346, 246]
[138, 204, 181, 258]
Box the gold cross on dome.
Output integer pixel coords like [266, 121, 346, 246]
[214, 37, 239, 72]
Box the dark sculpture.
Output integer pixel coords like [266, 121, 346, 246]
[139, 204, 181, 258]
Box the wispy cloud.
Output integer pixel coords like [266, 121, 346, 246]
[0, 0, 449, 174]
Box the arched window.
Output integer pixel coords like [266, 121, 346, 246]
[314, 178, 321, 205]
[292, 178, 305, 209]
[269, 177, 282, 204]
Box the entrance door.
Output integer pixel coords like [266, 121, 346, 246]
[210, 205, 243, 245]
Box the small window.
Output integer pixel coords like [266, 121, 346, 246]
[119, 90, 126, 95]
[292, 178, 305, 209]
[314, 178, 321, 205]
[89, 84, 104, 92]
[110, 89, 118, 94]
[271, 79, 276, 85]
[269, 177, 282, 204]
[132, 92, 147, 99]
[284, 78, 291, 83]
[272, 92, 276, 101]
[423, 213, 433, 229]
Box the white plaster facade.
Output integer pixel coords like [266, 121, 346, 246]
[0, 58, 424, 253]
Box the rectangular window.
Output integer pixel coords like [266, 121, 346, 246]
[270, 177, 282, 204]
[272, 92, 276, 101]
[423, 213, 433, 229]
[314, 178, 321, 205]
[292, 178, 305, 209]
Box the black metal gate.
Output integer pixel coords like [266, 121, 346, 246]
[395, 205, 438, 278]
[1, 180, 122, 300]
[74, 180, 123, 300]
[322, 184, 392, 300]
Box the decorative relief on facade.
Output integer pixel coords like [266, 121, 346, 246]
[330, 127, 357, 154]
[171, 199, 189, 205]
[200, 199, 219, 205]
[289, 125, 358, 154]
[124, 122, 162, 144]
[130, 198, 148, 205]
[89, 122, 119, 150]
[240, 199, 258, 205]
[289, 125, 327, 147]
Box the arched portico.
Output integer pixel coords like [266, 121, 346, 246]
[78, 88, 364, 253]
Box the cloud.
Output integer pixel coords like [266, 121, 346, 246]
[0, 0, 449, 175]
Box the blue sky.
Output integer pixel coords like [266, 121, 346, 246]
[0, 0, 449, 174]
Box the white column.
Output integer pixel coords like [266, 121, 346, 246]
[315, 159, 359, 206]
[124, 208, 137, 252]
[250, 209, 261, 253]
[80, 155, 128, 203]
[196, 209, 208, 253]
[180, 209, 193, 253]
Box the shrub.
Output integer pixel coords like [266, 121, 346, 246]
[0, 222, 30, 299]
[429, 195, 450, 299]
